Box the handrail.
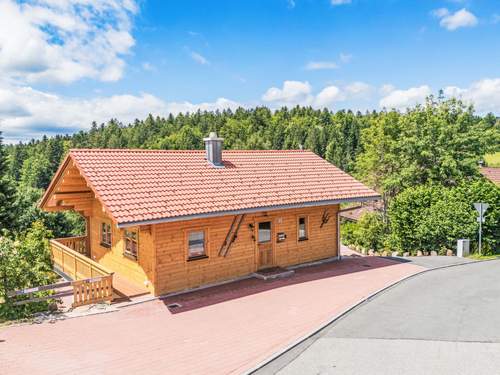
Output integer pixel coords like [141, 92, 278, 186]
[55, 236, 88, 256]
[50, 239, 114, 278]
[55, 235, 87, 241]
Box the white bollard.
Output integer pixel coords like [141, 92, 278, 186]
[457, 239, 470, 258]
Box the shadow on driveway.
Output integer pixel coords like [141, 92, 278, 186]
[161, 256, 407, 314]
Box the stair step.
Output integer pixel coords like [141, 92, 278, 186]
[253, 267, 295, 281]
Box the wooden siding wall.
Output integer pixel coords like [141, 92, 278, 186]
[153, 205, 339, 295]
[89, 199, 155, 294]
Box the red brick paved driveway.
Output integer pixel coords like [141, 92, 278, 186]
[0, 256, 424, 375]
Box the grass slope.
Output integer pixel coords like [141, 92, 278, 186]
[484, 152, 500, 167]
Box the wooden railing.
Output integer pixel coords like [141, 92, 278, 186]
[50, 238, 114, 307]
[56, 235, 88, 256]
[72, 276, 113, 307]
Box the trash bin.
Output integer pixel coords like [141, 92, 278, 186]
[457, 239, 470, 258]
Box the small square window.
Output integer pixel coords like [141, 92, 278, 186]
[101, 222, 112, 247]
[188, 231, 206, 258]
[124, 230, 138, 259]
[298, 217, 308, 241]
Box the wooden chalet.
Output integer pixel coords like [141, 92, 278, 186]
[40, 133, 379, 297]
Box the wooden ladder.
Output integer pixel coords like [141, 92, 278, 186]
[219, 214, 246, 257]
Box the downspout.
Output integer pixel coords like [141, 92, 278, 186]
[337, 209, 341, 261]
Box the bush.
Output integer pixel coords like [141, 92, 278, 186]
[341, 212, 387, 251]
[0, 221, 55, 320]
[388, 180, 499, 254]
[340, 220, 358, 247]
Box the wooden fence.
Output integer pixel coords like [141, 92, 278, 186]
[51, 238, 112, 280]
[7, 280, 73, 305]
[49, 238, 114, 307]
[72, 276, 113, 307]
[55, 235, 88, 256]
[7, 276, 113, 308]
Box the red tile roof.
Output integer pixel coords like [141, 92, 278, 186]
[481, 167, 500, 185]
[340, 201, 383, 222]
[65, 149, 379, 226]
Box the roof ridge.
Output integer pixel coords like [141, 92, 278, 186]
[69, 148, 312, 153]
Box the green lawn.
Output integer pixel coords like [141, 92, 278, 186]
[484, 152, 500, 167]
[467, 253, 499, 260]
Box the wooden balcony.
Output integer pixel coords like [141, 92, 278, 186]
[54, 235, 89, 257]
[50, 237, 114, 307]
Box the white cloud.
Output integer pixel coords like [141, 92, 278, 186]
[331, 0, 351, 5]
[314, 86, 345, 107]
[379, 79, 500, 112]
[166, 98, 242, 114]
[379, 85, 432, 109]
[0, 0, 137, 84]
[345, 82, 373, 99]
[190, 51, 210, 65]
[305, 61, 338, 70]
[443, 79, 500, 113]
[442, 86, 466, 97]
[432, 8, 450, 18]
[262, 81, 313, 105]
[0, 83, 242, 143]
[304, 53, 351, 71]
[379, 84, 396, 96]
[433, 8, 478, 31]
[262, 80, 374, 108]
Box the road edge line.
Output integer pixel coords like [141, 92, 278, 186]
[243, 257, 499, 375]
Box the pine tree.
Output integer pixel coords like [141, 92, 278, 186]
[0, 132, 16, 230]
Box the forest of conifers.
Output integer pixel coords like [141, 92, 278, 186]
[1, 97, 499, 251]
[1, 96, 500, 318]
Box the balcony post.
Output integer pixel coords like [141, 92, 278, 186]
[85, 216, 91, 257]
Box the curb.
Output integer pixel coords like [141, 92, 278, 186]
[243, 257, 500, 375]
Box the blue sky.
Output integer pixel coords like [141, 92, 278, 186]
[0, 0, 499, 143]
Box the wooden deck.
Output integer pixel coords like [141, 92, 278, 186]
[50, 238, 114, 307]
[112, 273, 150, 302]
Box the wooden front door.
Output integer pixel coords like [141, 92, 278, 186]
[257, 220, 274, 269]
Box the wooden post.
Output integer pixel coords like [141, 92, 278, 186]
[85, 216, 91, 257]
[74, 255, 77, 280]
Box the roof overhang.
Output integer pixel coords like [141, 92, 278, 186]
[118, 195, 381, 228]
[38, 154, 73, 209]
[38, 152, 116, 222]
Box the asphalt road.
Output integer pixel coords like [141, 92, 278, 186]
[387, 255, 477, 269]
[255, 259, 500, 375]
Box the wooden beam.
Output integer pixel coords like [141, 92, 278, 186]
[56, 183, 91, 189]
[54, 191, 93, 200]
[60, 179, 87, 186]
[44, 205, 74, 212]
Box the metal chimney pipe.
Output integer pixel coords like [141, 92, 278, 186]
[203, 132, 224, 167]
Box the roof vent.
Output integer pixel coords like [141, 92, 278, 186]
[204, 132, 224, 167]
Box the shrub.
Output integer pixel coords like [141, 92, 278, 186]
[341, 212, 387, 251]
[388, 180, 499, 254]
[0, 221, 55, 320]
[340, 220, 359, 247]
[355, 212, 386, 251]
